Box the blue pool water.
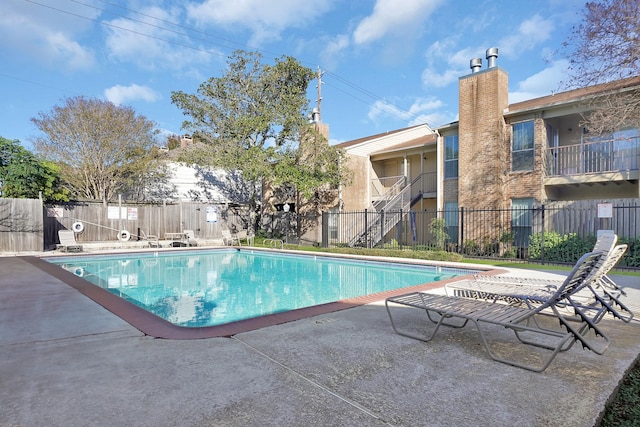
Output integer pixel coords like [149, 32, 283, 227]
[46, 249, 473, 328]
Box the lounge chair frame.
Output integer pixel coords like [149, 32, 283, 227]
[446, 242, 633, 323]
[183, 230, 198, 247]
[57, 230, 83, 253]
[221, 229, 240, 246]
[386, 252, 607, 372]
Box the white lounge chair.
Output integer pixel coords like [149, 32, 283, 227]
[58, 230, 83, 253]
[183, 230, 198, 247]
[140, 230, 160, 248]
[445, 232, 633, 323]
[236, 229, 254, 246]
[221, 229, 240, 246]
[386, 252, 608, 372]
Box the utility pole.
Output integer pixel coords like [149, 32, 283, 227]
[316, 66, 324, 121]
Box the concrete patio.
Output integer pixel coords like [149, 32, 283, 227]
[1, 253, 639, 426]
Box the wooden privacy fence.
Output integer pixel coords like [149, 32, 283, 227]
[0, 198, 44, 252]
[42, 201, 250, 250]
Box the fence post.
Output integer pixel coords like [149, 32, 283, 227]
[321, 212, 328, 248]
[380, 210, 385, 248]
[540, 204, 545, 265]
[398, 209, 403, 250]
[460, 207, 465, 254]
[364, 208, 368, 248]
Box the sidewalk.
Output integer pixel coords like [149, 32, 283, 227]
[1, 256, 638, 426]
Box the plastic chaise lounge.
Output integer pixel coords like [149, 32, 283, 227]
[140, 230, 160, 248]
[385, 251, 607, 372]
[58, 230, 83, 253]
[183, 230, 198, 247]
[221, 229, 240, 246]
[445, 233, 633, 323]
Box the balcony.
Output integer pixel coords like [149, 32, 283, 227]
[410, 172, 437, 201]
[371, 175, 405, 201]
[546, 137, 639, 182]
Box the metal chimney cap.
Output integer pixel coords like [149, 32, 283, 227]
[486, 47, 499, 58]
[470, 58, 482, 72]
[486, 47, 499, 68]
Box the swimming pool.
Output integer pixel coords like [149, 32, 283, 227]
[42, 248, 482, 337]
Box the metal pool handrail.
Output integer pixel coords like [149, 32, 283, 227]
[263, 239, 284, 249]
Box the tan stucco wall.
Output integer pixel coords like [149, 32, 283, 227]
[341, 154, 369, 210]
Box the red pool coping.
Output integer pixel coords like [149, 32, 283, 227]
[22, 250, 506, 340]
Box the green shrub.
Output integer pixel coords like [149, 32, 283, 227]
[462, 236, 500, 257]
[382, 239, 400, 249]
[617, 237, 640, 268]
[529, 232, 595, 263]
[429, 218, 448, 250]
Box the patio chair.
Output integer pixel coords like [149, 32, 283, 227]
[183, 230, 198, 247]
[385, 251, 607, 372]
[221, 229, 240, 246]
[445, 233, 633, 323]
[235, 229, 254, 246]
[140, 230, 160, 248]
[58, 230, 83, 253]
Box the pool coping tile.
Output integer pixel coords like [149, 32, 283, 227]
[22, 249, 505, 339]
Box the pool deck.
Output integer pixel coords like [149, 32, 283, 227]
[1, 249, 639, 426]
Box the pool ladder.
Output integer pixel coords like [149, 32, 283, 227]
[263, 239, 284, 249]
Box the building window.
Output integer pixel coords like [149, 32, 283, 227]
[444, 134, 459, 178]
[444, 201, 459, 245]
[511, 198, 533, 247]
[511, 121, 534, 171]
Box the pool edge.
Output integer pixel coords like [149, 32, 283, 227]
[21, 251, 507, 340]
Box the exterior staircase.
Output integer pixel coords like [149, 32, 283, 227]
[348, 176, 419, 248]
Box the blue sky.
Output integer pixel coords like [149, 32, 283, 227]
[2, 0, 586, 148]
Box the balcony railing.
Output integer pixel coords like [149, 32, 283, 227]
[412, 172, 437, 195]
[371, 175, 405, 200]
[546, 137, 639, 176]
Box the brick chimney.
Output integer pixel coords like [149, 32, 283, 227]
[457, 48, 509, 210]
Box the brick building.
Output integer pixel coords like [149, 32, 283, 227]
[336, 48, 640, 247]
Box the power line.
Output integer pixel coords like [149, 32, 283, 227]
[20, 0, 430, 128]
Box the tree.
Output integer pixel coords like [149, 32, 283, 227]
[561, 0, 640, 134]
[0, 137, 69, 202]
[31, 96, 161, 203]
[274, 125, 349, 210]
[171, 51, 347, 226]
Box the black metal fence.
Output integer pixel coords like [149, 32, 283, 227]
[321, 202, 640, 268]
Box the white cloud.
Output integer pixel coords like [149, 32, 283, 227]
[186, 0, 336, 45]
[509, 60, 570, 103]
[421, 67, 463, 88]
[420, 40, 474, 88]
[104, 84, 161, 105]
[104, 6, 215, 70]
[419, 13, 555, 91]
[319, 34, 351, 70]
[0, 0, 96, 70]
[352, 0, 442, 46]
[499, 14, 555, 58]
[408, 111, 454, 128]
[368, 97, 443, 125]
